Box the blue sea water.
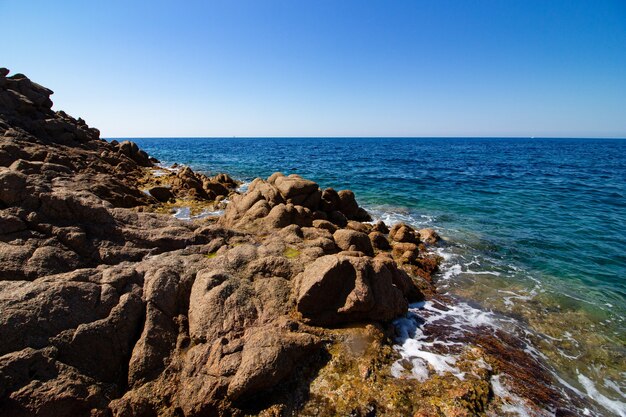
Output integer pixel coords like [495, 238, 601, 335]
[129, 137, 626, 415]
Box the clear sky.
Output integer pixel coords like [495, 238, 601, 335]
[2, 0, 626, 137]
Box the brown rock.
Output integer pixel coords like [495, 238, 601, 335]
[392, 242, 420, 264]
[371, 220, 389, 234]
[337, 189, 359, 218]
[328, 210, 348, 227]
[274, 175, 319, 200]
[369, 231, 391, 250]
[320, 188, 340, 212]
[346, 220, 371, 234]
[333, 229, 374, 256]
[296, 254, 408, 325]
[389, 223, 420, 244]
[227, 325, 320, 400]
[312, 219, 338, 233]
[419, 228, 441, 244]
[148, 186, 173, 202]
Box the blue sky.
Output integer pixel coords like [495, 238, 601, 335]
[2, 0, 625, 137]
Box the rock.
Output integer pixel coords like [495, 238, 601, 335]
[296, 254, 409, 325]
[320, 188, 340, 212]
[338, 189, 359, 218]
[371, 220, 389, 234]
[0, 169, 27, 205]
[333, 229, 374, 256]
[346, 220, 371, 234]
[328, 210, 348, 227]
[419, 228, 441, 244]
[369, 231, 391, 250]
[203, 181, 230, 197]
[227, 325, 320, 400]
[0, 212, 27, 234]
[148, 186, 173, 202]
[389, 223, 420, 244]
[312, 219, 338, 233]
[267, 171, 284, 184]
[302, 188, 322, 210]
[274, 175, 319, 201]
[392, 242, 420, 264]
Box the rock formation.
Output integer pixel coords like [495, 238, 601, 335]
[0, 69, 576, 417]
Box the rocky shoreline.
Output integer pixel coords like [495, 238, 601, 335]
[0, 70, 584, 416]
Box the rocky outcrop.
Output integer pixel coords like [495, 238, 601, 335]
[296, 253, 422, 326]
[4, 69, 570, 417]
[221, 173, 371, 232]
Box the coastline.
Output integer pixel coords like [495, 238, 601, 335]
[0, 69, 621, 416]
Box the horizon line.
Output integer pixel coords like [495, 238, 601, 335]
[104, 135, 626, 140]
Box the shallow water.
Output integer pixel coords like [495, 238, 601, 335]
[128, 137, 626, 416]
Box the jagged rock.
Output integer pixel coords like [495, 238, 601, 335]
[392, 242, 420, 264]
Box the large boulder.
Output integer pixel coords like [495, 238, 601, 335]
[296, 254, 413, 325]
[275, 175, 319, 201]
[333, 229, 374, 256]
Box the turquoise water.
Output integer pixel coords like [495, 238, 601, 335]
[129, 137, 626, 415]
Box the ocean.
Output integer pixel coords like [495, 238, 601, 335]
[129, 137, 625, 416]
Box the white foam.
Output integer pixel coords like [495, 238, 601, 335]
[173, 207, 223, 221]
[489, 374, 551, 417]
[151, 169, 170, 177]
[236, 182, 251, 193]
[391, 300, 499, 382]
[363, 205, 435, 229]
[154, 162, 183, 174]
[441, 263, 462, 280]
[578, 373, 626, 417]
